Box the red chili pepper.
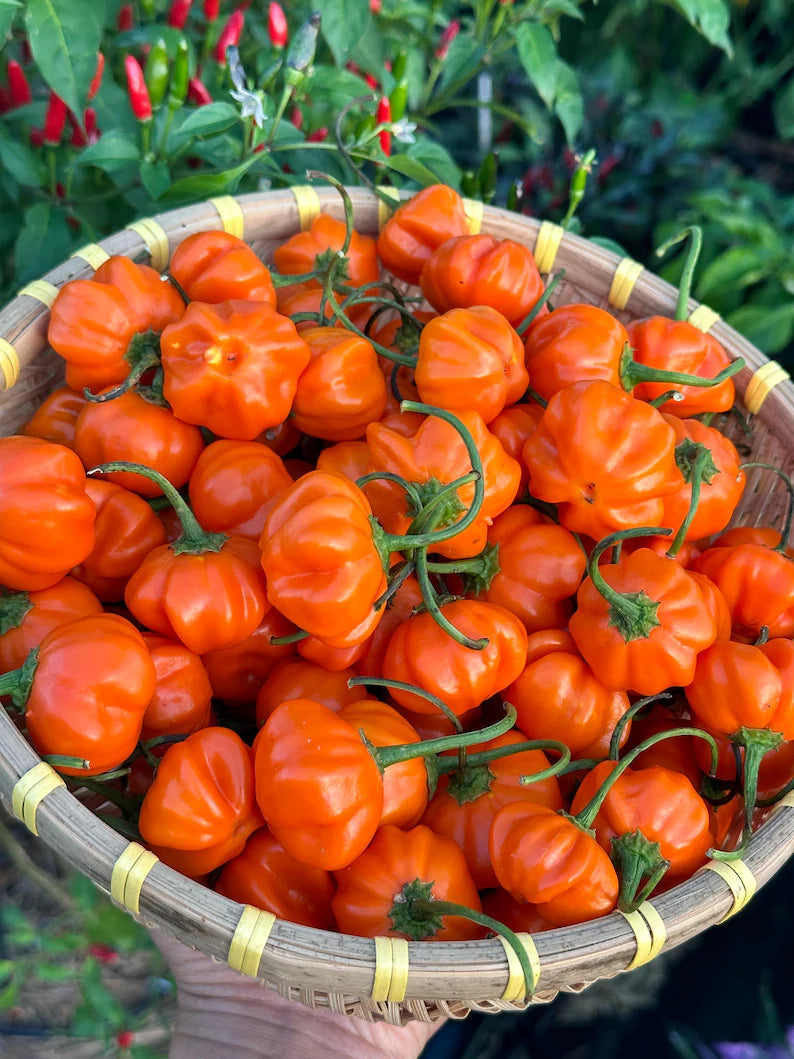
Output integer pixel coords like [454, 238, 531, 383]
[117, 1032, 134, 1050]
[204, 0, 220, 20]
[124, 56, 152, 122]
[0, 86, 10, 114]
[69, 111, 87, 147]
[370, 0, 382, 11]
[43, 93, 68, 146]
[290, 106, 302, 129]
[215, 9, 244, 64]
[188, 77, 212, 106]
[88, 52, 105, 100]
[377, 95, 391, 156]
[268, 2, 288, 48]
[307, 127, 328, 142]
[7, 60, 31, 107]
[365, 73, 379, 90]
[168, 0, 192, 26]
[435, 20, 460, 59]
[117, 4, 134, 30]
[84, 108, 99, 144]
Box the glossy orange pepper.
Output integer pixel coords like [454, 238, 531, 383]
[523, 381, 682, 540]
[414, 306, 528, 424]
[139, 727, 263, 875]
[273, 213, 379, 290]
[366, 410, 520, 559]
[489, 403, 544, 494]
[216, 828, 336, 929]
[377, 184, 468, 285]
[422, 731, 563, 888]
[476, 505, 586, 633]
[420, 235, 544, 327]
[691, 543, 794, 640]
[627, 317, 736, 416]
[72, 479, 167, 601]
[657, 416, 745, 544]
[291, 327, 387, 441]
[140, 633, 213, 742]
[0, 613, 157, 776]
[570, 759, 712, 881]
[22, 386, 89, 449]
[48, 256, 184, 390]
[0, 436, 96, 591]
[489, 801, 619, 926]
[382, 599, 528, 716]
[570, 543, 717, 695]
[188, 440, 293, 541]
[0, 577, 102, 675]
[506, 629, 630, 758]
[160, 301, 312, 440]
[259, 470, 387, 646]
[354, 574, 424, 679]
[627, 704, 704, 790]
[295, 634, 370, 672]
[201, 609, 296, 705]
[339, 698, 428, 829]
[333, 824, 484, 941]
[315, 440, 371, 483]
[258, 418, 302, 457]
[74, 390, 204, 498]
[113, 463, 268, 654]
[689, 571, 732, 641]
[255, 658, 360, 724]
[275, 282, 373, 333]
[169, 230, 276, 304]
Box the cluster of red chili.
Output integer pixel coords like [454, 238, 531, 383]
[3, 180, 793, 963]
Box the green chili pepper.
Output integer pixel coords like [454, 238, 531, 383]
[284, 11, 321, 87]
[461, 170, 478, 198]
[168, 38, 190, 109]
[392, 50, 407, 82]
[479, 150, 497, 203]
[145, 38, 170, 111]
[389, 81, 408, 122]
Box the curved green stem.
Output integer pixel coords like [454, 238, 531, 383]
[414, 546, 488, 651]
[586, 527, 673, 643]
[435, 736, 570, 779]
[87, 462, 226, 555]
[349, 675, 462, 733]
[611, 829, 670, 913]
[739, 462, 794, 554]
[608, 691, 673, 761]
[324, 272, 416, 366]
[648, 390, 685, 409]
[304, 170, 355, 255]
[43, 754, 90, 770]
[356, 471, 423, 516]
[667, 444, 718, 558]
[0, 648, 39, 710]
[372, 559, 416, 612]
[270, 629, 309, 645]
[515, 270, 565, 336]
[620, 344, 744, 394]
[709, 726, 785, 861]
[655, 225, 703, 321]
[367, 704, 517, 770]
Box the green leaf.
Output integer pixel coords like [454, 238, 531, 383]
[157, 155, 260, 203]
[75, 130, 140, 173]
[140, 160, 172, 201]
[669, 0, 733, 56]
[696, 247, 775, 300]
[322, 0, 371, 66]
[438, 35, 483, 94]
[0, 977, 18, 1010]
[539, 0, 585, 20]
[553, 62, 584, 144]
[727, 303, 794, 355]
[0, 0, 21, 43]
[515, 22, 559, 110]
[589, 235, 629, 257]
[171, 102, 241, 145]
[24, 0, 103, 117]
[305, 66, 372, 108]
[405, 140, 461, 189]
[0, 129, 46, 187]
[350, 17, 387, 78]
[34, 962, 76, 982]
[14, 204, 74, 286]
[774, 77, 794, 140]
[381, 153, 444, 187]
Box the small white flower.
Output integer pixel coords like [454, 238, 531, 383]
[227, 45, 267, 128]
[392, 119, 417, 145]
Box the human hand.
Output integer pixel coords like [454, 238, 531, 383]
[151, 928, 445, 1059]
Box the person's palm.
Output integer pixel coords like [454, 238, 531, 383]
[153, 929, 444, 1059]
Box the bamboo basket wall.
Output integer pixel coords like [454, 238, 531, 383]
[1, 187, 794, 1026]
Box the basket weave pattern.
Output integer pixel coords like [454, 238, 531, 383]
[1, 188, 794, 1025]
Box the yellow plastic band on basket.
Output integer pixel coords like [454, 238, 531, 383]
[370, 937, 410, 1002]
[228, 905, 276, 977]
[704, 859, 757, 921]
[744, 361, 791, 416]
[17, 280, 59, 308]
[110, 843, 158, 915]
[377, 187, 402, 231]
[125, 218, 170, 272]
[608, 257, 644, 311]
[0, 338, 20, 390]
[70, 243, 110, 270]
[462, 197, 484, 235]
[620, 902, 667, 971]
[209, 196, 245, 239]
[688, 304, 721, 333]
[497, 932, 540, 1001]
[11, 762, 65, 837]
[290, 185, 322, 231]
[774, 790, 794, 811]
[533, 221, 564, 274]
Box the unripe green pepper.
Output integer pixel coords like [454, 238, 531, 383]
[145, 38, 170, 111]
[168, 38, 190, 109]
[389, 81, 408, 122]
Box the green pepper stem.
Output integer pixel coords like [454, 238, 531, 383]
[434, 736, 570, 779]
[414, 546, 488, 651]
[608, 691, 673, 761]
[367, 705, 517, 770]
[269, 629, 309, 645]
[0, 589, 33, 636]
[88, 462, 226, 556]
[738, 462, 794, 554]
[611, 829, 671, 913]
[323, 268, 415, 366]
[515, 270, 565, 336]
[43, 754, 90, 770]
[655, 225, 703, 321]
[574, 726, 720, 831]
[586, 526, 673, 643]
[372, 560, 416, 612]
[356, 471, 423, 516]
[667, 445, 716, 558]
[349, 675, 462, 733]
[620, 344, 744, 394]
[709, 726, 785, 861]
[0, 648, 39, 710]
[73, 778, 142, 817]
[648, 390, 685, 409]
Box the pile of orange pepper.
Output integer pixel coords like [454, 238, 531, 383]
[3, 179, 794, 956]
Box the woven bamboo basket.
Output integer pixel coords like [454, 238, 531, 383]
[1, 186, 794, 1026]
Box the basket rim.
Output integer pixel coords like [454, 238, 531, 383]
[1, 186, 793, 1012]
